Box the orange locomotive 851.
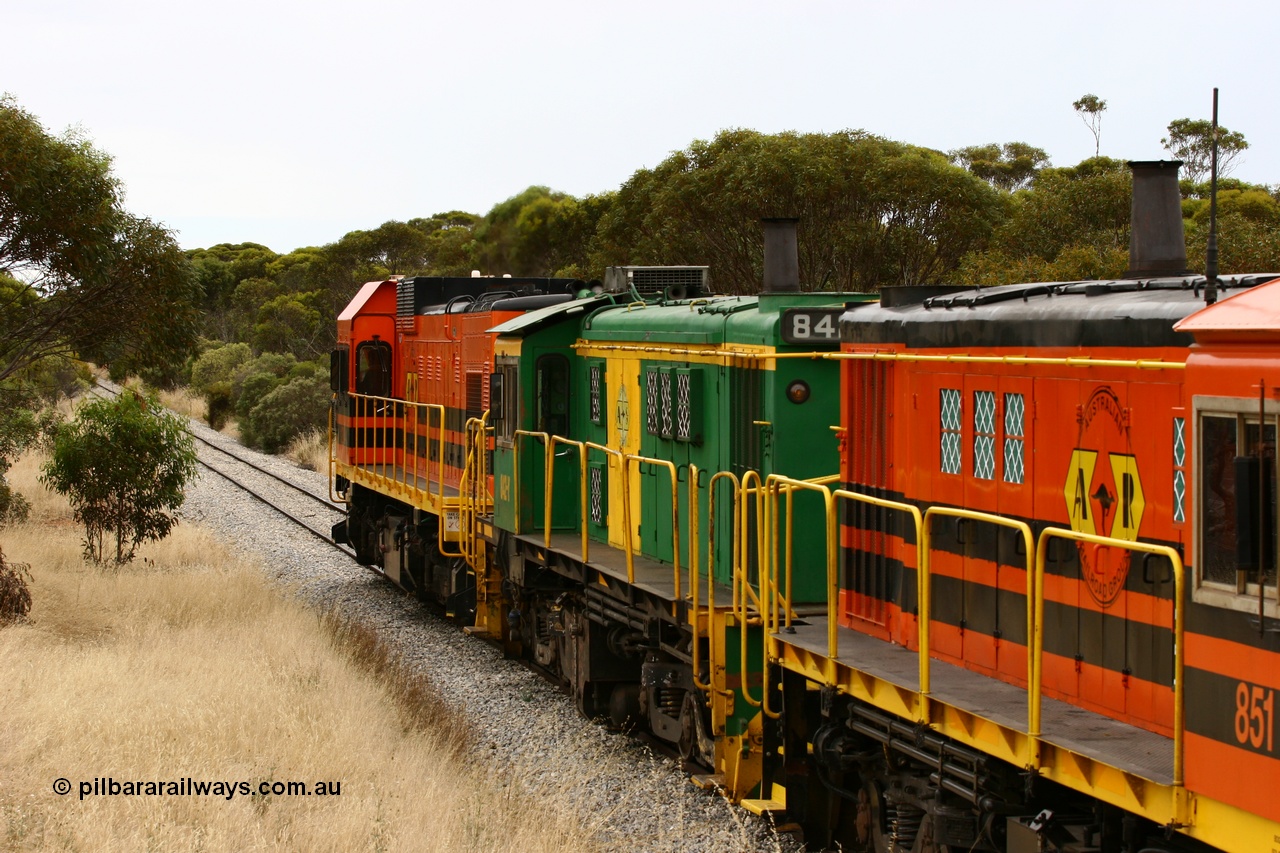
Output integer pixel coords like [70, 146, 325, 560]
[763, 162, 1280, 853]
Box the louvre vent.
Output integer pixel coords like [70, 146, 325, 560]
[396, 279, 415, 330]
[603, 266, 710, 297]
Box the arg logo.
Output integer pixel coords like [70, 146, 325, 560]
[1062, 387, 1145, 607]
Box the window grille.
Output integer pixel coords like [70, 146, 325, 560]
[1003, 393, 1025, 484]
[940, 389, 961, 475]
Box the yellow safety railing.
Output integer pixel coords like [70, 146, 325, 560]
[452, 413, 493, 568]
[833, 490, 924, 699]
[625, 453, 682, 599]
[769, 495, 1188, 782]
[549, 436, 590, 562]
[758, 475, 836, 719]
[327, 403, 346, 504]
[512, 430, 549, 542]
[728, 470, 765, 709]
[586, 442, 632, 580]
[1033, 528, 1186, 786]
[336, 392, 451, 513]
[695, 471, 742, 696]
[923, 507, 1034, 751]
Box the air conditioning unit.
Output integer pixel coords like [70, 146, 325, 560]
[602, 266, 711, 300]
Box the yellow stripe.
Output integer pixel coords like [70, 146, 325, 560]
[574, 341, 783, 369]
[829, 351, 1185, 370]
[494, 338, 523, 358]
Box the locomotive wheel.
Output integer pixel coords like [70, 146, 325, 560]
[351, 512, 377, 566]
[857, 779, 891, 853]
[412, 547, 435, 605]
[677, 691, 713, 766]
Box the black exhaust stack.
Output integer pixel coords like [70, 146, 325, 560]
[1125, 160, 1188, 278]
[762, 218, 801, 293]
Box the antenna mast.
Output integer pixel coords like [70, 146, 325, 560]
[1204, 88, 1220, 305]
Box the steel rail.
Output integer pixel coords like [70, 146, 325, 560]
[92, 380, 341, 513]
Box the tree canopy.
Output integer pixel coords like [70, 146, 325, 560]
[949, 142, 1051, 192]
[1162, 118, 1249, 184]
[1073, 94, 1107, 157]
[591, 129, 1007, 293]
[0, 95, 199, 387]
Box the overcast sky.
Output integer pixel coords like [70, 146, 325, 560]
[6, 0, 1276, 255]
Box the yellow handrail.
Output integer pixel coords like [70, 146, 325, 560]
[550, 436, 589, 561]
[825, 351, 1186, 371]
[512, 430, 550, 543]
[698, 471, 741, 696]
[327, 402, 346, 504]
[585, 442, 633, 581]
[625, 453, 681, 599]
[1034, 528, 1186, 786]
[687, 464, 701, 639]
[738, 471, 766, 615]
[831, 490, 924, 699]
[457, 413, 493, 568]
[761, 474, 835, 719]
[923, 507, 1034, 756]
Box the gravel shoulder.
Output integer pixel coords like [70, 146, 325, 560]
[179, 415, 798, 853]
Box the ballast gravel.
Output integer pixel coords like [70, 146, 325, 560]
[179, 417, 798, 853]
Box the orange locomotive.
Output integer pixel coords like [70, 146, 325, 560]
[767, 163, 1280, 852]
[331, 275, 580, 609]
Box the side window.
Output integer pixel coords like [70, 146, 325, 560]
[1200, 411, 1277, 595]
[536, 355, 570, 437]
[330, 346, 350, 392]
[940, 388, 962, 475]
[492, 361, 519, 444]
[1003, 392, 1025, 485]
[973, 390, 996, 480]
[355, 341, 391, 397]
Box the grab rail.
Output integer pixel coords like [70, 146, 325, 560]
[625, 453, 682, 599]
[1033, 528, 1186, 785]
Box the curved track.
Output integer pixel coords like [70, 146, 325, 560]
[91, 381, 354, 558]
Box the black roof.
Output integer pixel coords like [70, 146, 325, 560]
[842, 275, 1280, 349]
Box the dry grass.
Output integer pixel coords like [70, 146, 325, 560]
[283, 428, 328, 472]
[0, 453, 598, 853]
[6, 452, 71, 526]
[154, 386, 206, 422]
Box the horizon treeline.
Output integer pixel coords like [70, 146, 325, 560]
[190, 129, 1280, 367]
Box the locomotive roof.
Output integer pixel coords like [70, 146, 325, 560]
[841, 274, 1280, 349]
[1175, 275, 1280, 342]
[491, 292, 872, 346]
[581, 292, 865, 346]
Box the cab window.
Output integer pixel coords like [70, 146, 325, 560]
[536, 354, 570, 437]
[356, 340, 391, 397]
[1199, 409, 1277, 601]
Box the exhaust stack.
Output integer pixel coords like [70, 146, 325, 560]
[1125, 160, 1188, 278]
[762, 218, 801, 293]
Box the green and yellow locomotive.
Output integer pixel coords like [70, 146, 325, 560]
[330, 220, 871, 801]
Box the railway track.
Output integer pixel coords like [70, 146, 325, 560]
[87, 381, 732, 835]
[90, 381, 354, 558]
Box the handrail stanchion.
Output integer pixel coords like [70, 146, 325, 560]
[550, 436, 587, 561]
[625, 454, 681, 598]
[513, 430, 550, 545]
[735, 470, 766, 710]
[688, 464, 700, 615]
[700, 471, 741, 697]
[832, 491, 924, 716]
[585, 442, 632, 581]
[924, 508, 1035, 757]
[1034, 528, 1185, 785]
[764, 475, 835, 658]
